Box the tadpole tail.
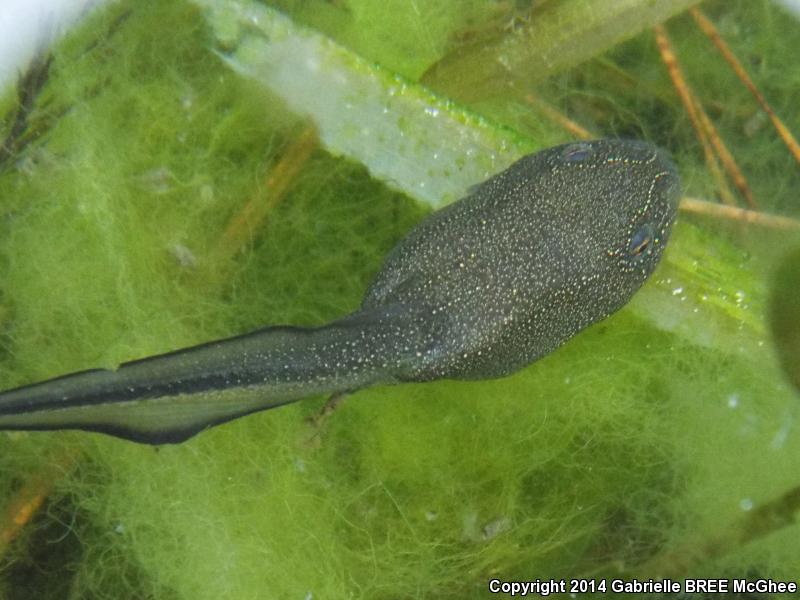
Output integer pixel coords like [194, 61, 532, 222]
[0, 305, 421, 444]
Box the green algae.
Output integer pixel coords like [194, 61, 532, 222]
[0, 0, 798, 598]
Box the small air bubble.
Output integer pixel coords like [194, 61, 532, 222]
[170, 244, 197, 269]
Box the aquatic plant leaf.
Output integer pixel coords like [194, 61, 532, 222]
[198, 0, 533, 209]
[423, 0, 702, 101]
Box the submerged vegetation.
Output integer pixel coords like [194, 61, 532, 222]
[0, 0, 798, 597]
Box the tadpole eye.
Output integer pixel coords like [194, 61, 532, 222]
[562, 143, 593, 163]
[628, 223, 655, 258]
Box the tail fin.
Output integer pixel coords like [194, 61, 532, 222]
[0, 305, 420, 444]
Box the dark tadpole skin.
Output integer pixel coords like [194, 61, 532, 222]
[0, 139, 680, 444]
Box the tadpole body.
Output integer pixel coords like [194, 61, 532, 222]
[0, 139, 680, 444]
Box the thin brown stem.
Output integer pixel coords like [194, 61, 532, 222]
[523, 93, 594, 140]
[0, 448, 81, 555]
[690, 6, 800, 166]
[214, 125, 318, 262]
[680, 196, 800, 230]
[654, 24, 737, 207]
